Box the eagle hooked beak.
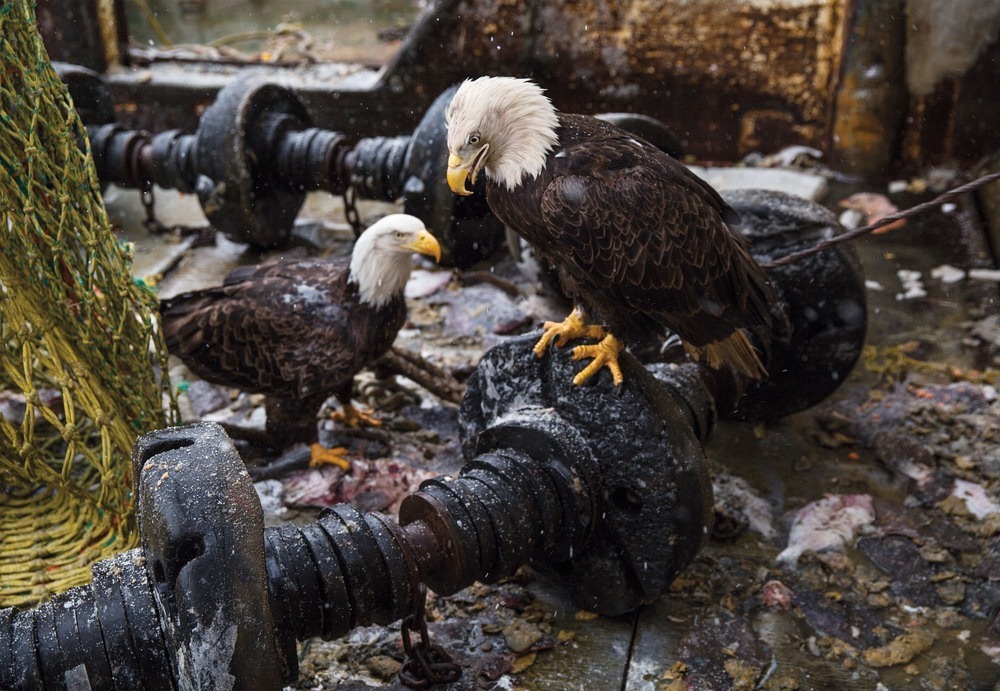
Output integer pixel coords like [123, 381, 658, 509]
[447, 145, 489, 196]
[403, 229, 442, 263]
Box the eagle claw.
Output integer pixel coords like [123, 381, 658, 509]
[308, 443, 351, 470]
[533, 307, 608, 357]
[570, 334, 625, 386]
[332, 403, 382, 429]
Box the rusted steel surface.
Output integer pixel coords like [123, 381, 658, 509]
[383, 0, 850, 161]
[530, 0, 846, 161]
[36, 0, 127, 73]
[104, 0, 850, 161]
[976, 153, 1000, 267]
[830, 0, 907, 178]
[902, 38, 1000, 170]
[50, 0, 1000, 175]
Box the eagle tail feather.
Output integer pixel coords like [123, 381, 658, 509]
[683, 330, 768, 380]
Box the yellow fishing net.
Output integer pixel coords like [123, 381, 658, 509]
[0, 0, 177, 606]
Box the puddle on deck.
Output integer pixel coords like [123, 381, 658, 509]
[104, 162, 1000, 689]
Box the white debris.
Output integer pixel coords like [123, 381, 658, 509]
[950, 479, 1000, 519]
[981, 642, 1000, 664]
[888, 179, 909, 194]
[405, 268, 452, 298]
[968, 269, 1000, 282]
[897, 457, 935, 485]
[896, 269, 927, 300]
[490, 675, 517, 690]
[203, 404, 266, 430]
[176, 614, 239, 690]
[687, 166, 829, 202]
[930, 264, 966, 284]
[776, 494, 875, 565]
[941, 202, 957, 214]
[865, 279, 885, 291]
[838, 208, 864, 230]
[760, 145, 823, 168]
[254, 479, 288, 518]
[712, 473, 777, 540]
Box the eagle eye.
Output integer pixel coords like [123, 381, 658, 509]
[468, 134, 481, 146]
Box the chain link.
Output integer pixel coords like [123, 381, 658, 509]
[398, 586, 462, 688]
[342, 184, 363, 238]
[139, 183, 168, 235]
[138, 182, 217, 246]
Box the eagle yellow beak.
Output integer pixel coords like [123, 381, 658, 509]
[403, 229, 442, 263]
[447, 153, 473, 196]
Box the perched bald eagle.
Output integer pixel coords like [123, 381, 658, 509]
[160, 214, 441, 463]
[445, 76, 776, 385]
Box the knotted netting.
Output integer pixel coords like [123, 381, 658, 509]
[0, 0, 177, 606]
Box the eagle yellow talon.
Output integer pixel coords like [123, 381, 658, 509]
[533, 307, 608, 357]
[309, 443, 351, 470]
[570, 334, 625, 386]
[332, 402, 382, 428]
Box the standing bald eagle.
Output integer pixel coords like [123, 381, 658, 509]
[445, 76, 776, 385]
[160, 214, 441, 463]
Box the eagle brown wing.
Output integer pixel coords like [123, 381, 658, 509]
[534, 130, 774, 347]
[161, 258, 404, 399]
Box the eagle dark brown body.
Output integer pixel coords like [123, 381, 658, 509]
[161, 257, 406, 445]
[485, 114, 776, 373]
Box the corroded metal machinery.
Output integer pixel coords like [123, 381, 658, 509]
[0, 189, 866, 689]
[41, 0, 1000, 178]
[1, 363, 711, 689]
[58, 65, 680, 267]
[57, 64, 504, 266]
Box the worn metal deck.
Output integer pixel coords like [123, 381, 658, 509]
[105, 166, 1000, 689]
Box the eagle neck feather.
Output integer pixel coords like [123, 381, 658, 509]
[484, 81, 559, 191]
[349, 238, 411, 309]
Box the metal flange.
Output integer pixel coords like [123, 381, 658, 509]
[195, 81, 313, 248]
[132, 421, 287, 689]
[460, 334, 715, 615]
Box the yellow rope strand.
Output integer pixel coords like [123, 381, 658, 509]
[862, 344, 1000, 386]
[0, 0, 178, 606]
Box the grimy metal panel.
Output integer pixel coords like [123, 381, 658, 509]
[41, 0, 1000, 177]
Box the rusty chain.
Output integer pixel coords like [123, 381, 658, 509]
[139, 182, 169, 235]
[136, 181, 221, 246]
[343, 184, 363, 238]
[398, 585, 462, 688]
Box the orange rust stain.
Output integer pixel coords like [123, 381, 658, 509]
[532, 0, 845, 149]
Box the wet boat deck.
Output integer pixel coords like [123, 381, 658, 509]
[105, 168, 1000, 689]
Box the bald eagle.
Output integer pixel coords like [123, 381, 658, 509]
[445, 76, 776, 385]
[160, 214, 441, 463]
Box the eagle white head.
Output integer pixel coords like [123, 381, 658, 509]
[349, 214, 441, 308]
[445, 76, 560, 193]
